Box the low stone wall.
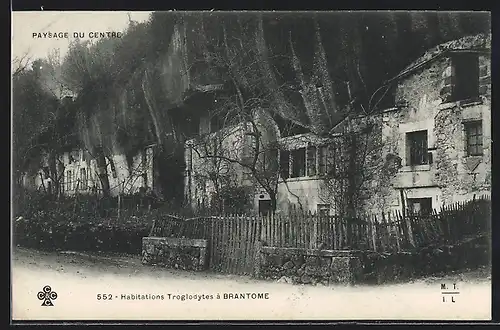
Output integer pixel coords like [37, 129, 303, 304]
[142, 237, 208, 271]
[258, 234, 490, 285]
[256, 246, 364, 285]
[362, 234, 490, 284]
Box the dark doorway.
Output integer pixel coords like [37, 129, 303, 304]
[407, 197, 433, 215]
[258, 200, 273, 216]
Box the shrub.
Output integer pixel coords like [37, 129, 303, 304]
[14, 211, 155, 254]
[12, 189, 163, 254]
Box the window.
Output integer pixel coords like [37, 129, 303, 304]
[318, 146, 328, 175]
[407, 198, 432, 216]
[406, 130, 428, 166]
[60, 174, 65, 193]
[66, 170, 72, 191]
[259, 148, 271, 172]
[317, 203, 330, 217]
[306, 146, 317, 176]
[80, 168, 87, 190]
[452, 54, 479, 102]
[291, 148, 306, 178]
[285, 144, 337, 179]
[280, 150, 290, 179]
[319, 144, 338, 175]
[465, 121, 483, 156]
[109, 159, 118, 178]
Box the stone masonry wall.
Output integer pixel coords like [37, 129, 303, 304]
[365, 47, 491, 214]
[361, 234, 490, 284]
[257, 233, 489, 285]
[142, 237, 208, 271]
[433, 53, 491, 204]
[256, 247, 364, 285]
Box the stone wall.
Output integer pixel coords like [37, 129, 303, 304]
[256, 246, 364, 285]
[142, 237, 208, 271]
[257, 234, 489, 285]
[364, 45, 491, 214]
[433, 100, 491, 205]
[362, 234, 490, 284]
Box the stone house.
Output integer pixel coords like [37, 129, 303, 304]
[366, 33, 491, 216]
[183, 33, 491, 217]
[23, 145, 155, 197]
[184, 106, 281, 214]
[273, 132, 338, 216]
[183, 101, 342, 215]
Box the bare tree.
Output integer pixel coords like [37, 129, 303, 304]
[320, 77, 403, 220]
[12, 50, 33, 77]
[12, 54, 74, 199]
[182, 16, 298, 213]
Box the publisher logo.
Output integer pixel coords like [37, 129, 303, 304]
[37, 285, 57, 306]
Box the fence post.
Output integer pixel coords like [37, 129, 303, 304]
[253, 239, 262, 278]
[310, 215, 318, 249]
[254, 215, 264, 278]
[148, 219, 156, 237]
[371, 215, 377, 252]
[404, 213, 415, 248]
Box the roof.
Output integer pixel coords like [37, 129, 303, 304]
[392, 33, 491, 84]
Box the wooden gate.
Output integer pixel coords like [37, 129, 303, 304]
[208, 215, 261, 275]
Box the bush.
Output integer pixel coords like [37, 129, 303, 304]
[12, 189, 165, 254]
[14, 212, 154, 254]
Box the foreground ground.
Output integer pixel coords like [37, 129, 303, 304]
[12, 247, 492, 321]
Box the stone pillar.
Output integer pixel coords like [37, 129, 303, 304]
[253, 240, 263, 278]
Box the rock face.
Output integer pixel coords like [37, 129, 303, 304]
[142, 237, 208, 271]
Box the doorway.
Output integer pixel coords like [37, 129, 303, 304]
[258, 199, 273, 216]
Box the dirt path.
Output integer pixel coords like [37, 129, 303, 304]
[12, 247, 492, 321]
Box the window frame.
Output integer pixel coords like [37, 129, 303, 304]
[290, 147, 306, 178]
[406, 130, 429, 166]
[464, 120, 483, 156]
[80, 168, 88, 190]
[66, 170, 72, 191]
[306, 146, 317, 177]
[318, 145, 328, 175]
[279, 149, 290, 179]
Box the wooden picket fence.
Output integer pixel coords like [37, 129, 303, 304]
[148, 195, 491, 275]
[149, 214, 261, 275]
